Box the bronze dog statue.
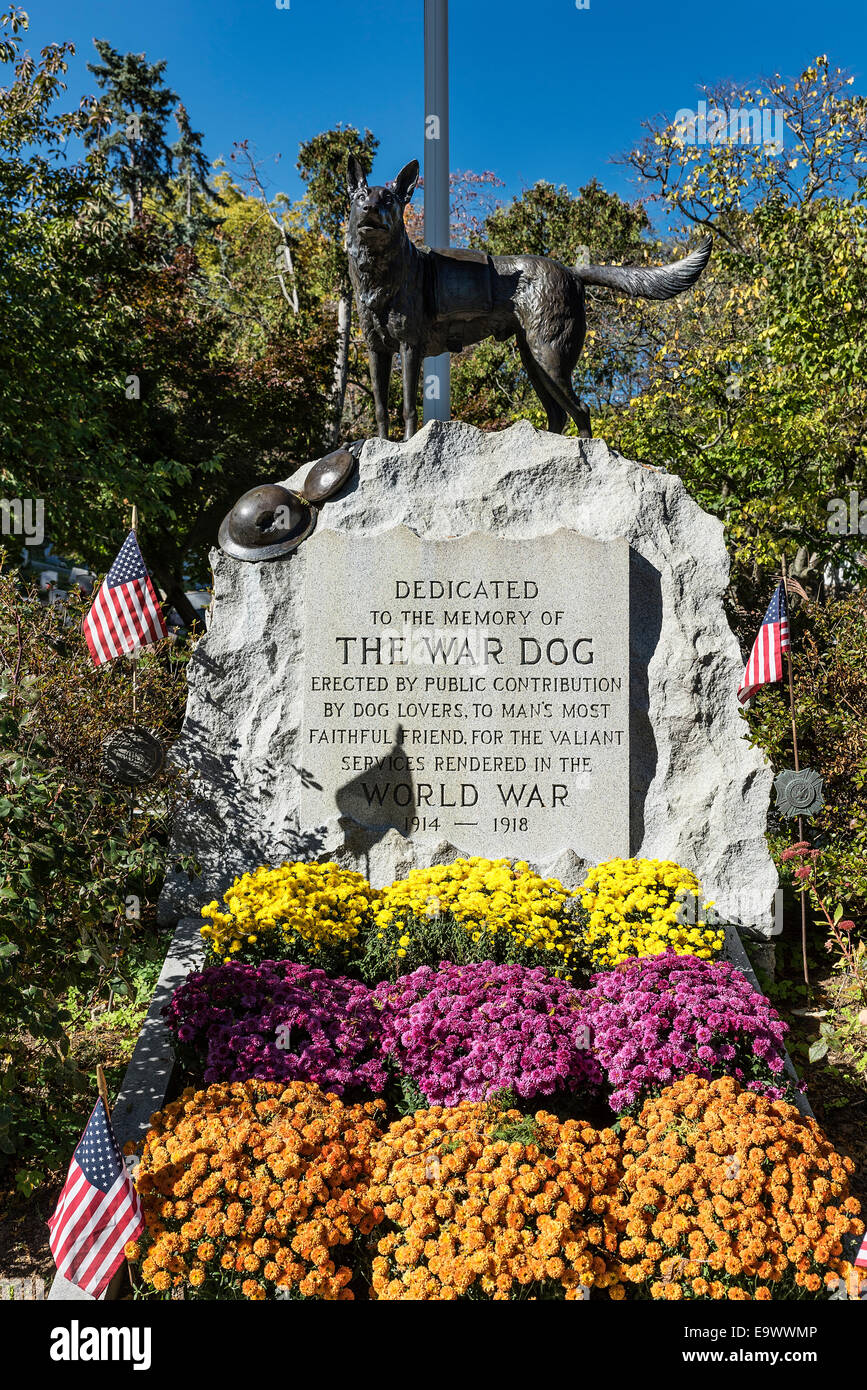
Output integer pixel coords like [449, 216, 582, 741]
[347, 156, 712, 441]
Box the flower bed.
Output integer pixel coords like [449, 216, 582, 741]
[163, 960, 387, 1095]
[367, 1101, 623, 1300]
[580, 953, 793, 1111]
[196, 856, 730, 981]
[126, 1073, 863, 1301]
[116, 853, 865, 1301]
[612, 1076, 862, 1300]
[374, 960, 601, 1105]
[126, 1080, 385, 1300]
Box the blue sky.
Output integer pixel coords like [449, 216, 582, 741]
[21, 0, 867, 226]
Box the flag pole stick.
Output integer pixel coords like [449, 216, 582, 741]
[109, 503, 140, 1015]
[96, 1062, 111, 1114]
[423, 0, 451, 422]
[781, 554, 809, 990]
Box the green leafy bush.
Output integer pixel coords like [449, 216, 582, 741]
[742, 589, 867, 930]
[0, 573, 189, 1166]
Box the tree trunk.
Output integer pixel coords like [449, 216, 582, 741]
[325, 289, 353, 450]
[148, 558, 203, 630]
[162, 580, 202, 631]
[128, 145, 140, 224]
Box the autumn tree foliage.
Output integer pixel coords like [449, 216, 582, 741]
[0, 11, 333, 613]
[603, 56, 867, 604]
[2, 17, 864, 621]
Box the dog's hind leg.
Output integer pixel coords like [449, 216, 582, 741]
[523, 339, 592, 439]
[369, 348, 393, 439]
[516, 333, 567, 434]
[400, 343, 422, 440]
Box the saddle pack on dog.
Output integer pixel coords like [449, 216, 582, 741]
[424, 248, 494, 350]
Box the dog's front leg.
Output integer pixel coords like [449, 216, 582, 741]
[400, 343, 422, 440]
[369, 348, 393, 439]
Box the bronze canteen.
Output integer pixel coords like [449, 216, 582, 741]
[302, 448, 357, 505]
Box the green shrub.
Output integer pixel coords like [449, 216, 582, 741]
[0, 572, 189, 1166]
[742, 589, 867, 931]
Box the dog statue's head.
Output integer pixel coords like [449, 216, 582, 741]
[347, 157, 419, 248]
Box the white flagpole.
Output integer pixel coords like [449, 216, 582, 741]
[423, 0, 450, 423]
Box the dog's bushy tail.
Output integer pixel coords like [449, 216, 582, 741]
[573, 235, 712, 301]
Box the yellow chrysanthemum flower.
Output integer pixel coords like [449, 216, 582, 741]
[369, 856, 577, 976]
[577, 857, 723, 968]
[200, 861, 380, 966]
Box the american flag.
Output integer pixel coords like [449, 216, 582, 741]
[856, 1228, 867, 1271]
[737, 582, 790, 706]
[82, 530, 167, 667]
[47, 1099, 144, 1298]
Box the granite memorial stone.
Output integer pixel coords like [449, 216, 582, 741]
[300, 528, 629, 863]
[160, 419, 779, 938]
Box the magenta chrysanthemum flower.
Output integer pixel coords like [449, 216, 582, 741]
[163, 960, 387, 1094]
[373, 960, 602, 1105]
[578, 952, 792, 1111]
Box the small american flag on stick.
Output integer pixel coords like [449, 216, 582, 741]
[737, 582, 790, 706]
[856, 1227, 867, 1271]
[47, 1098, 144, 1298]
[83, 530, 167, 667]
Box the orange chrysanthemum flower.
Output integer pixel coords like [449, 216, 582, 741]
[130, 1080, 384, 1301]
[367, 1102, 621, 1301]
[612, 1076, 861, 1302]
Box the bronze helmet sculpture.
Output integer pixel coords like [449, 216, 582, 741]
[218, 483, 316, 562]
[218, 448, 360, 563]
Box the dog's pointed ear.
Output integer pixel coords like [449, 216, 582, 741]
[393, 160, 420, 204]
[347, 155, 369, 198]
